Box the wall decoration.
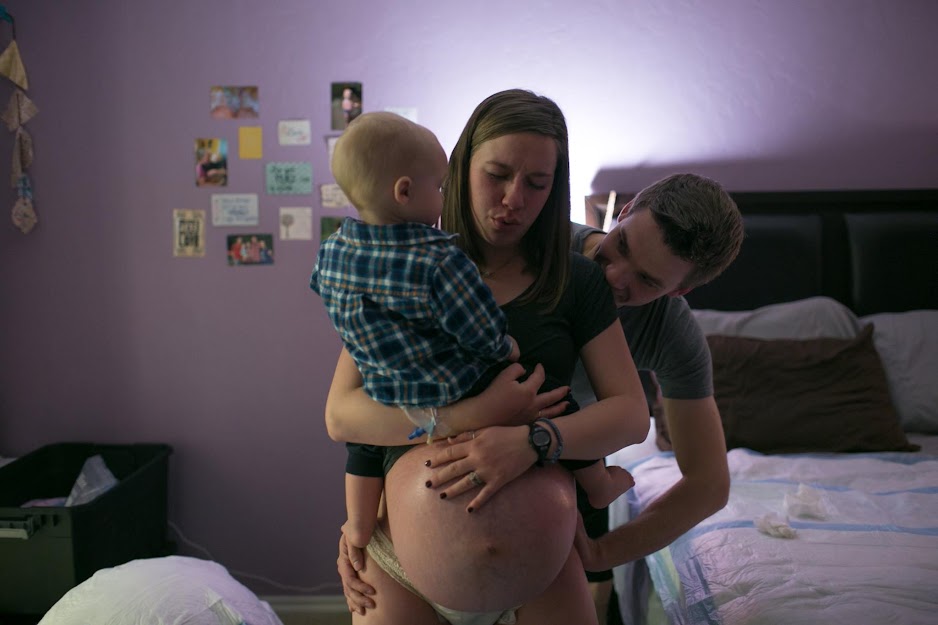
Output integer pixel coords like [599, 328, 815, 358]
[326, 135, 339, 169]
[195, 138, 228, 187]
[211, 194, 258, 226]
[278, 119, 311, 146]
[384, 107, 418, 123]
[320, 216, 344, 242]
[279, 207, 312, 240]
[227, 233, 274, 266]
[238, 126, 262, 159]
[330, 82, 361, 131]
[209, 85, 259, 119]
[173, 209, 206, 257]
[319, 183, 351, 209]
[265, 162, 312, 195]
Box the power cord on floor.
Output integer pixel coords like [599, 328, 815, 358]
[168, 521, 342, 594]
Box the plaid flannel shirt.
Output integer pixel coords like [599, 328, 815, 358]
[310, 218, 513, 407]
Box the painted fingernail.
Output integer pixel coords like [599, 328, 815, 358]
[425, 460, 431, 467]
[425, 480, 432, 488]
[467, 507, 474, 513]
[440, 492, 447, 500]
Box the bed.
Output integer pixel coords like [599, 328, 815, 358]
[600, 189, 938, 625]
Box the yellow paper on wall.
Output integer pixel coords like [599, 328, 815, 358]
[239, 126, 263, 159]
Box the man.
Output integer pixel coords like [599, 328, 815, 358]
[337, 173, 744, 620]
[570, 173, 743, 623]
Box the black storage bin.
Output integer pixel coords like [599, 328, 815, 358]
[0, 442, 172, 616]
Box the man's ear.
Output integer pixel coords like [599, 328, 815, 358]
[668, 287, 692, 298]
[393, 176, 412, 204]
[616, 199, 635, 223]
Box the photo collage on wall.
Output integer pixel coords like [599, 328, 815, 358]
[174, 80, 420, 262]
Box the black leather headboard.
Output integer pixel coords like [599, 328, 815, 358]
[676, 189, 938, 315]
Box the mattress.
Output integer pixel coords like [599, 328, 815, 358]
[609, 439, 938, 625]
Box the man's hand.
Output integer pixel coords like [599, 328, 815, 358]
[573, 512, 607, 572]
[337, 529, 375, 614]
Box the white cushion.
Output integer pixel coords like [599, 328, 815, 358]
[692, 296, 861, 340]
[39, 556, 283, 625]
[861, 310, 938, 434]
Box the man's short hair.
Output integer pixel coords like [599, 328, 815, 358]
[630, 173, 744, 289]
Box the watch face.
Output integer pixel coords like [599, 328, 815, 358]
[532, 428, 551, 447]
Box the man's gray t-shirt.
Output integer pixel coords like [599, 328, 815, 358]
[570, 223, 713, 404]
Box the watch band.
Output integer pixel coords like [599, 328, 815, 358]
[528, 422, 551, 466]
[536, 417, 563, 464]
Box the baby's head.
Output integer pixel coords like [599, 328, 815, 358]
[331, 112, 447, 226]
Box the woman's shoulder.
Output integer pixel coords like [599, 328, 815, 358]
[569, 250, 604, 279]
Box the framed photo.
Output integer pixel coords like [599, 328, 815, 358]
[173, 209, 206, 257]
[227, 233, 274, 266]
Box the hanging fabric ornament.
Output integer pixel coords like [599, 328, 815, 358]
[0, 39, 27, 90]
[1, 89, 37, 131]
[11, 126, 31, 186]
[12, 173, 36, 233]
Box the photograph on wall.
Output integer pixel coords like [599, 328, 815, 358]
[211, 194, 258, 226]
[195, 138, 228, 187]
[278, 119, 312, 146]
[320, 216, 345, 243]
[210, 85, 260, 119]
[330, 82, 362, 131]
[280, 207, 313, 241]
[227, 233, 274, 266]
[173, 209, 206, 257]
[265, 162, 313, 195]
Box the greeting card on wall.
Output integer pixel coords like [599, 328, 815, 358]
[227, 233, 274, 266]
[278, 119, 312, 146]
[173, 209, 206, 257]
[211, 194, 258, 226]
[280, 207, 313, 241]
[266, 162, 312, 195]
[195, 138, 228, 187]
[239, 126, 263, 159]
[210, 85, 259, 119]
[320, 183, 351, 208]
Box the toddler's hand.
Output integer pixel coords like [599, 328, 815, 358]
[508, 335, 520, 362]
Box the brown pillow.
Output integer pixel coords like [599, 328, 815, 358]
[656, 325, 919, 454]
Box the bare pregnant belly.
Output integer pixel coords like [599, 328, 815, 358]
[383, 446, 577, 612]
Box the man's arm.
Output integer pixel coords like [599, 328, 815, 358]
[579, 396, 729, 569]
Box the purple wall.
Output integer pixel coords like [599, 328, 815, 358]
[1, 0, 936, 595]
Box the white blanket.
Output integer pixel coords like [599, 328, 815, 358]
[618, 448, 938, 625]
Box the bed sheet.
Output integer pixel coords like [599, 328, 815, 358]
[617, 446, 938, 625]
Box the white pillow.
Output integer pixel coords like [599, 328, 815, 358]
[39, 556, 283, 625]
[693, 296, 861, 340]
[861, 310, 938, 434]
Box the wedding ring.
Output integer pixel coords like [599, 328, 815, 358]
[468, 471, 485, 487]
[537, 409, 542, 418]
[470, 430, 476, 439]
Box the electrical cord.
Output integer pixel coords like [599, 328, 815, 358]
[168, 521, 342, 594]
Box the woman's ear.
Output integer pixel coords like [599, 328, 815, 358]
[393, 176, 413, 204]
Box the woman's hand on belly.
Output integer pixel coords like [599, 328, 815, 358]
[425, 425, 536, 512]
[385, 445, 577, 612]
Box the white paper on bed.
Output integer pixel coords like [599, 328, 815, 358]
[622, 448, 938, 625]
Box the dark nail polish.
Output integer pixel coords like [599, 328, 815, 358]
[467, 507, 474, 513]
[425, 460, 431, 467]
[425, 480, 432, 488]
[440, 492, 447, 500]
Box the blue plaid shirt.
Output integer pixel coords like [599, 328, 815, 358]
[310, 218, 513, 407]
